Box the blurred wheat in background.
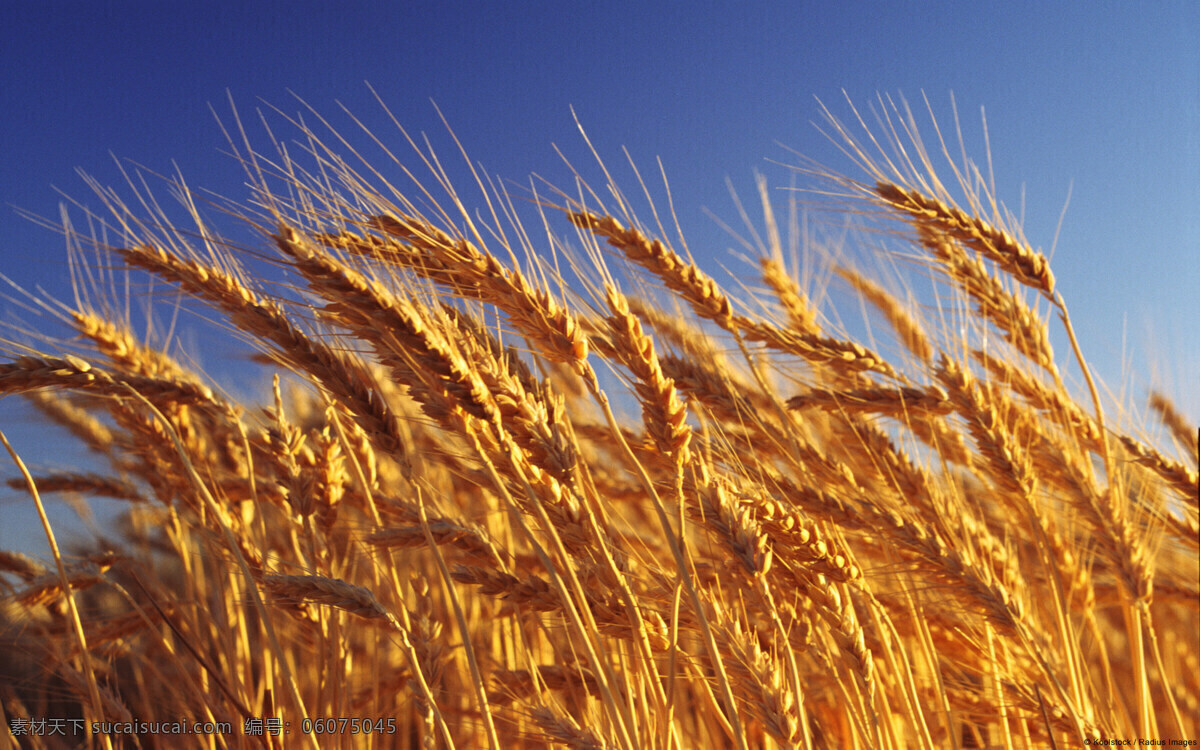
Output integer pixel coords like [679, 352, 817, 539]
[1, 95, 1196, 749]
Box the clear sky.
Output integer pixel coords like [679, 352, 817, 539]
[1, 1, 1197, 556]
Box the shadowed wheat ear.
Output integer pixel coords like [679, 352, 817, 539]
[263, 573, 396, 623]
[1147, 391, 1199, 466]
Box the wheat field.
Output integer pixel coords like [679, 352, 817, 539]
[1, 96, 1196, 749]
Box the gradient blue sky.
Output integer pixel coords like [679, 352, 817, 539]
[2, 1, 1197, 557]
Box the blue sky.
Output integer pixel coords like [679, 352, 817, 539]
[1, 1, 1197, 556]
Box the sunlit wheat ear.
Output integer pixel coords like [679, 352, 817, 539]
[873, 180, 1056, 298]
